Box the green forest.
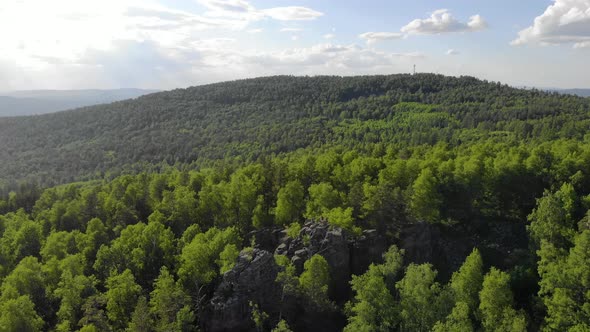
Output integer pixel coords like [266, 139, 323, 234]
[0, 74, 589, 331]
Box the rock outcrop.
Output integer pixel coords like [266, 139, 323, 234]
[399, 221, 528, 280]
[206, 249, 282, 331]
[205, 219, 529, 331]
[206, 221, 389, 331]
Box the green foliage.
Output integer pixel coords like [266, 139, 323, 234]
[377, 245, 405, 291]
[275, 180, 305, 225]
[299, 254, 332, 309]
[217, 244, 240, 275]
[528, 183, 577, 248]
[0, 295, 44, 332]
[344, 265, 399, 332]
[178, 227, 240, 290]
[537, 231, 590, 331]
[479, 268, 526, 332]
[94, 220, 175, 285]
[127, 296, 152, 332]
[149, 267, 192, 331]
[250, 301, 269, 332]
[305, 182, 342, 219]
[1, 75, 590, 330]
[450, 249, 484, 313]
[272, 319, 293, 332]
[325, 207, 359, 234]
[78, 295, 110, 332]
[275, 254, 299, 307]
[78, 324, 99, 332]
[1, 74, 589, 189]
[396, 263, 445, 331]
[410, 168, 442, 223]
[285, 222, 301, 239]
[40, 231, 80, 262]
[105, 269, 142, 330]
[156, 186, 198, 235]
[432, 302, 473, 332]
[1, 256, 46, 313]
[53, 269, 96, 330]
[0, 211, 43, 269]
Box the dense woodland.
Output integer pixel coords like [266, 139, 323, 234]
[0, 74, 590, 331]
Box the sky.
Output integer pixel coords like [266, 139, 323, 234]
[0, 0, 589, 90]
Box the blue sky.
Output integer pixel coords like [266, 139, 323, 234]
[0, 0, 589, 90]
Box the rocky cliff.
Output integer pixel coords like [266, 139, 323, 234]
[204, 219, 527, 331]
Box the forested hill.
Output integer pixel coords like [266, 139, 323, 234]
[2, 74, 590, 331]
[0, 74, 588, 188]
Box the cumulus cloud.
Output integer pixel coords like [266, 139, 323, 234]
[446, 49, 459, 55]
[359, 32, 404, 44]
[401, 9, 487, 35]
[358, 10, 485, 44]
[323, 33, 336, 39]
[512, 0, 590, 48]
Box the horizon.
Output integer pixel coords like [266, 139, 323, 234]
[1, 0, 589, 91]
[1, 73, 590, 94]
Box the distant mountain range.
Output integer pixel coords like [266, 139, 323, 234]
[557, 89, 590, 97]
[0, 88, 159, 116]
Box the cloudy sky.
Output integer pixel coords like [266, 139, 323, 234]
[1, 0, 589, 90]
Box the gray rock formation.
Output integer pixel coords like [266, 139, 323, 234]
[206, 219, 529, 331]
[207, 221, 392, 331]
[399, 221, 528, 280]
[206, 249, 282, 331]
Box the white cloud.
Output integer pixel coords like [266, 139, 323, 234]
[359, 32, 404, 44]
[280, 27, 303, 32]
[0, 0, 324, 67]
[512, 0, 590, 48]
[0, 0, 435, 90]
[574, 41, 590, 48]
[446, 49, 459, 55]
[401, 9, 487, 35]
[196, 0, 254, 14]
[240, 43, 424, 71]
[291, 35, 299, 41]
[194, 1, 324, 22]
[323, 33, 336, 39]
[0, 0, 253, 70]
[468, 15, 487, 31]
[262, 6, 323, 21]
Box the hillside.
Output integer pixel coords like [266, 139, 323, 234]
[0, 74, 588, 188]
[0, 89, 158, 117]
[1, 74, 590, 331]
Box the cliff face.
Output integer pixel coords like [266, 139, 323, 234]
[204, 220, 528, 331]
[400, 221, 529, 280]
[207, 249, 283, 332]
[205, 221, 388, 331]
